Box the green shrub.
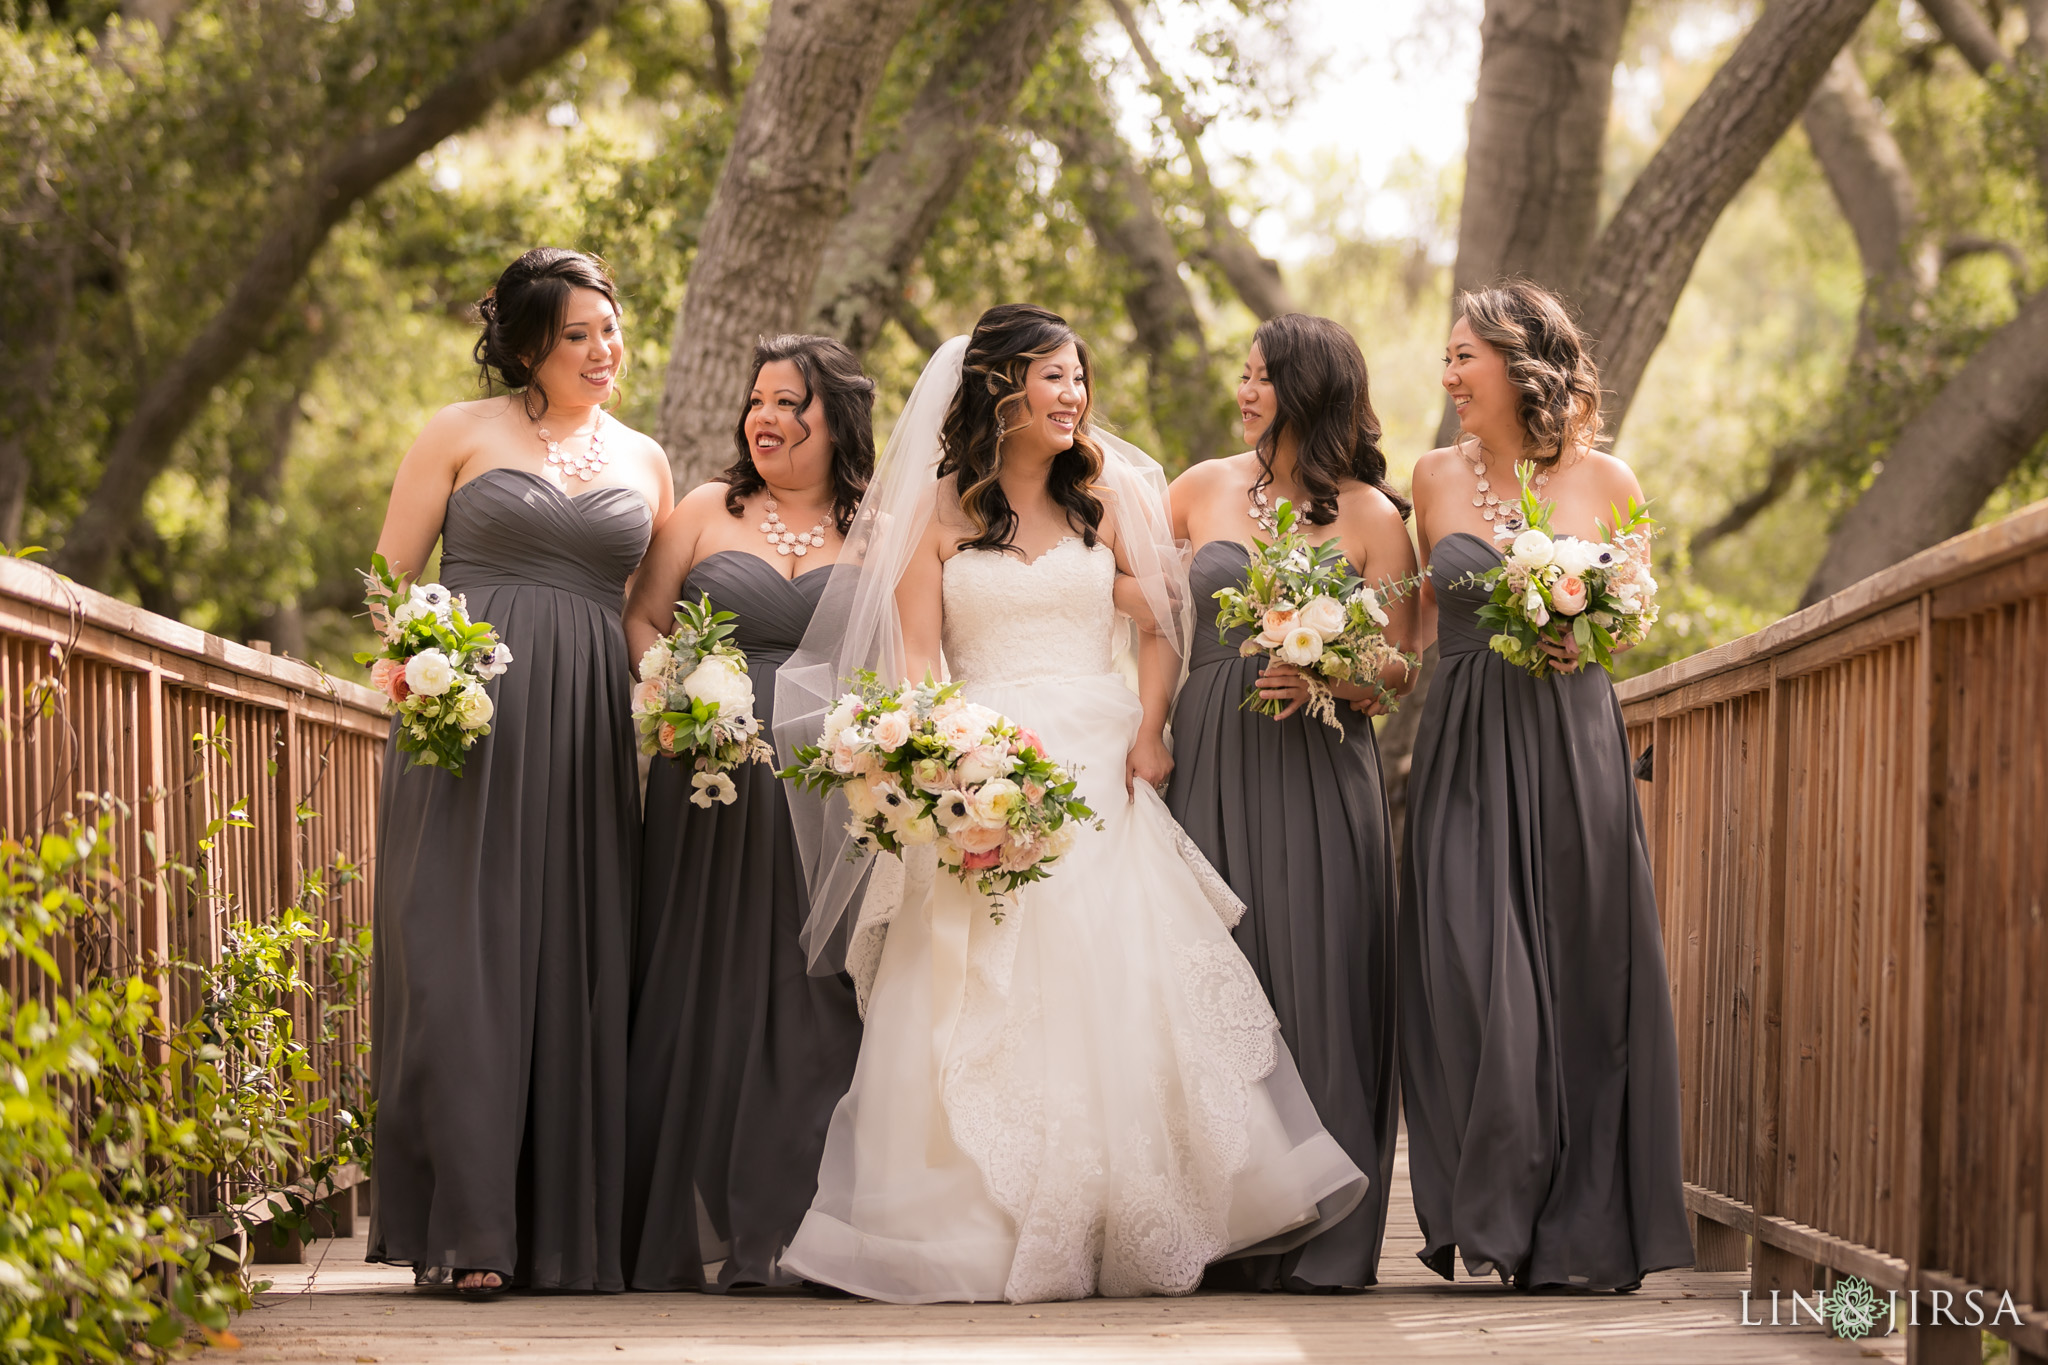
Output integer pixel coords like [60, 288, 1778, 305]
[0, 802, 370, 1361]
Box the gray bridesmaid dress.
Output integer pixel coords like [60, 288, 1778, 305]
[1164, 539, 1399, 1291]
[622, 552, 861, 1292]
[368, 468, 650, 1292]
[1400, 530, 1692, 1290]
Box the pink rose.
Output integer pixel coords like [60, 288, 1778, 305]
[961, 847, 1002, 871]
[999, 832, 1046, 873]
[870, 710, 913, 751]
[948, 821, 1008, 854]
[1550, 575, 1589, 615]
[1014, 728, 1045, 756]
[657, 721, 678, 752]
[1022, 780, 1046, 805]
[1256, 605, 1298, 649]
[370, 658, 410, 704]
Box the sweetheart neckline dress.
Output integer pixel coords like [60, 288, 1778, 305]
[368, 467, 651, 1291]
[779, 538, 1367, 1303]
[622, 551, 862, 1292]
[1165, 538, 1400, 1291]
[1399, 530, 1692, 1290]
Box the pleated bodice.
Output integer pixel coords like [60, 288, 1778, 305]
[441, 467, 650, 608]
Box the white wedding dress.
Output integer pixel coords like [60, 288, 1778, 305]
[779, 536, 1367, 1303]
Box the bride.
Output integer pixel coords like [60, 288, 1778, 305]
[774, 304, 1366, 1304]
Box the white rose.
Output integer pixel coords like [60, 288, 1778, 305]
[452, 684, 494, 730]
[403, 649, 456, 697]
[1276, 626, 1325, 667]
[1297, 595, 1347, 641]
[842, 776, 881, 819]
[821, 693, 862, 747]
[954, 744, 1012, 788]
[390, 600, 427, 631]
[637, 640, 673, 682]
[969, 777, 1023, 827]
[1510, 528, 1556, 571]
[897, 813, 938, 846]
[1043, 822, 1078, 859]
[870, 710, 913, 751]
[682, 654, 754, 714]
[1549, 538, 1600, 577]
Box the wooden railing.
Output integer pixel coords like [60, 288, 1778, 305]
[0, 557, 386, 1249]
[1618, 499, 2048, 1361]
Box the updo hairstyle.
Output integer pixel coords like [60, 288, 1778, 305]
[473, 247, 623, 420]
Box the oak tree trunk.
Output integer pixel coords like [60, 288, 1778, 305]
[52, 0, 624, 589]
[809, 0, 1077, 356]
[1579, 0, 1879, 439]
[654, 0, 925, 489]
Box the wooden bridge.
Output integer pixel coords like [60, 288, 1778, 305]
[2, 501, 2045, 1362]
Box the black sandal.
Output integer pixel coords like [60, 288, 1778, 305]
[455, 1268, 510, 1300]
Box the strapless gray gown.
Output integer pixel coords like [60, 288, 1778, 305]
[368, 468, 650, 1292]
[1400, 531, 1691, 1290]
[623, 553, 861, 1291]
[1164, 540, 1399, 1291]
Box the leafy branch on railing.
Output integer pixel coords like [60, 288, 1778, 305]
[0, 796, 373, 1358]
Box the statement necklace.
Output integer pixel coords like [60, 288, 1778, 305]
[759, 498, 832, 557]
[537, 416, 610, 483]
[1465, 436, 1550, 527]
[1247, 485, 1281, 537]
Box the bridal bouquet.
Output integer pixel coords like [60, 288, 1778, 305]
[357, 554, 513, 777]
[1467, 465, 1661, 678]
[1212, 499, 1418, 732]
[633, 595, 774, 807]
[780, 672, 1100, 918]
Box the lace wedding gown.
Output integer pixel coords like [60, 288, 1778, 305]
[779, 537, 1367, 1304]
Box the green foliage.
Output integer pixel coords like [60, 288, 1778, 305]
[0, 796, 371, 1360]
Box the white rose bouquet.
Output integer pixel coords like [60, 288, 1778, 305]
[356, 553, 513, 777]
[633, 595, 775, 807]
[1466, 463, 1661, 678]
[779, 671, 1101, 921]
[1210, 499, 1419, 733]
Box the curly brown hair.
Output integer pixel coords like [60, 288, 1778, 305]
[937, 304, 1105, 555]
[473, 247, 623, 422]
[1455, 280, 1604, 467]
[718, 334, 876, 534]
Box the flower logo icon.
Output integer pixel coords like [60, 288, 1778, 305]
[1828, 1276, 1884, 1340]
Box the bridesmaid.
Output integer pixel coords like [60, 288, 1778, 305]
[367, 248, 673, 1296]
[1164, 314, 1419, 1292]
[620, 335, 874, 1292]
[1402, 280, 1691, 1291]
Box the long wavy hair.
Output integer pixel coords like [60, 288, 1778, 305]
[937, 304, 1106, 555]
[1454, 280, 1605, 467]
[719, 334, 876, 534]
[1249, 313, 1410, 524]
[473, 247, 623, 421]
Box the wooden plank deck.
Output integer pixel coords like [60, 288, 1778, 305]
[233, 1138, 1907, 1363]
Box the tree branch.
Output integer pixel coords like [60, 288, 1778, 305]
[1916, 0, 2009, 75]
[704, 0, 736, 102]
[51, 0, 623, 587]
[654, 0, 925, 487]
[1104, 0, 1295, 319]
[1801, 284, 2048, 603]
[1035, 77, 1235, 466]
[1578, 0, 1878, 440]
[808, 0, 1078, 355]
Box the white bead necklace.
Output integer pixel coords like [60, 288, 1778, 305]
[759, 497, 832, 557]
[537, 415, 610, 483]
[1465, 436, 1550, 527]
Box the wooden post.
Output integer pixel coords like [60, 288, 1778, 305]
[1693, 1215, 1749, 1272]
[1751, 659, 1796, 1300]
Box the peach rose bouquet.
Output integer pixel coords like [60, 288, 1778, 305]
[634, 595, 774, 807]
[356, 553, 512, 777]
[779, 671, 1100, 921]
[1467, 463, 1660, 678]
[1211, 499, 1419, 732]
